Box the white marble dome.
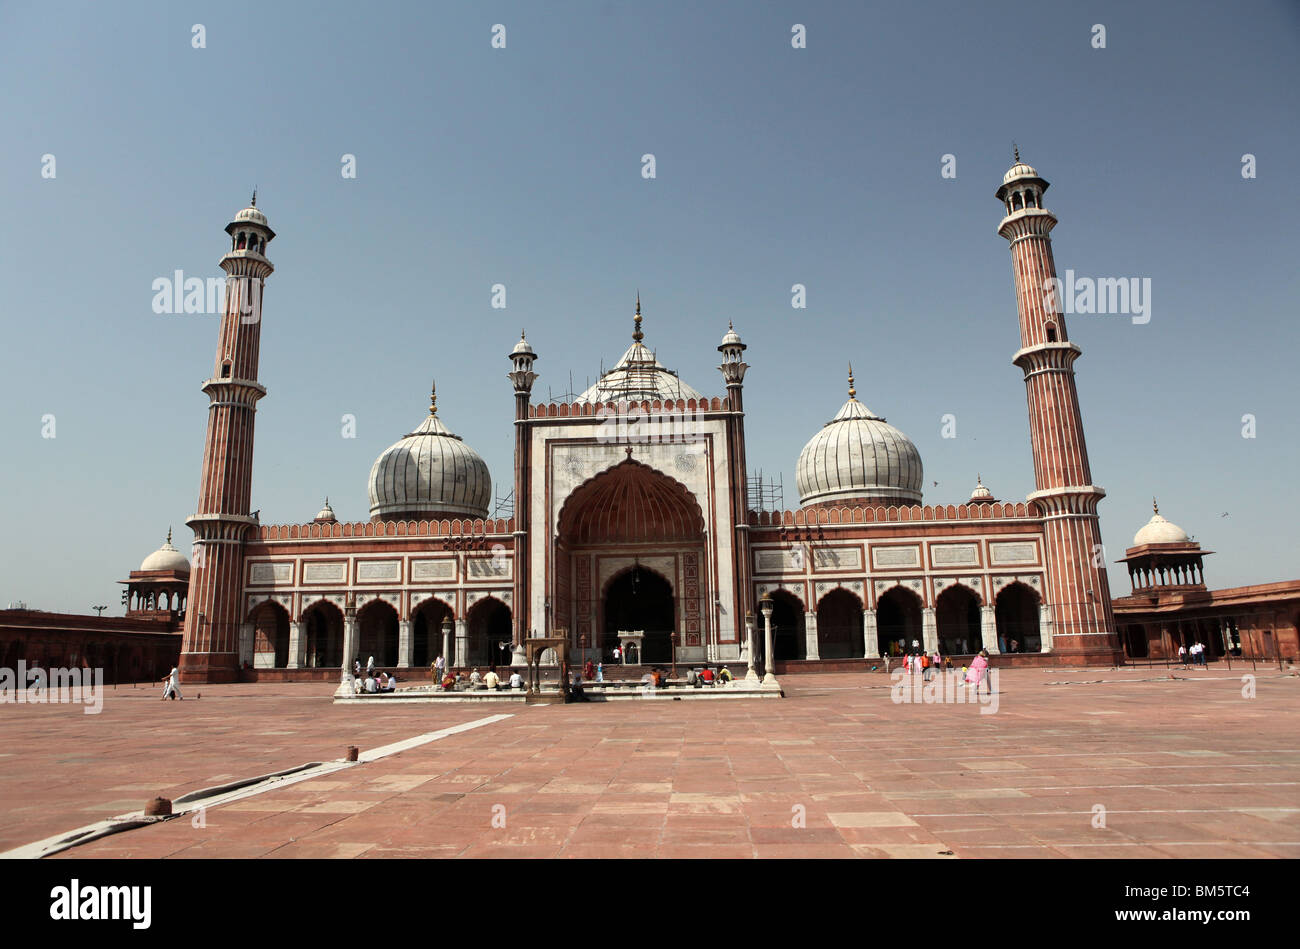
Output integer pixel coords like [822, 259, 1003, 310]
[368, 392, 491, 521]
[1133, 510, 1191, 546]
[233, 205, 268, 227]
[140, 531, 190, 574]
[1002, 161, 1040, 185]
[796, 390, 923, 507]
[511, 331, 535, 357]
[576, 339, 702, 404]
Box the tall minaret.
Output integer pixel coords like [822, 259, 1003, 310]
[507, 330, 538, 665]
[996, 154, 1119, 662]
[179, 196, 275, 682]
[717, 322, 751, 662]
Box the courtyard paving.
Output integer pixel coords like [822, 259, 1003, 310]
[2, 667, 1297, 858]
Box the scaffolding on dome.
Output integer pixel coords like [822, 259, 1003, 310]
[490, 486, 514, 520]
[747, 470, 784, 513]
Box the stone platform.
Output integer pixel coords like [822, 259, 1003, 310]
[334, 679, 782, 704]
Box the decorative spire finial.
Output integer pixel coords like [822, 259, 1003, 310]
[166, 526, 172, 545]
[429, 380, 438, 416]
[977, 473, 982, 485]
[847, 363, 856, 399]
[250, 187, 257, 207]
[1013, 143, 1020, 164]
[1153, 496, 1159, 515]
[633, 291, 643, 342]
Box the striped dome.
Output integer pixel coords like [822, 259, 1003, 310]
[796, 396, 923, 507]
[367, 398, 491, 521]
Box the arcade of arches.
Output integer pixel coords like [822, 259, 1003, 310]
[761, 582, 1045, 661]
[246, 595, 514, 670]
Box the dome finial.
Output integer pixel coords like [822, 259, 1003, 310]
[1013, 143, 1020, 164]
[977, 473, 982, 485]
[633, 291, 644, 342]
[429, 379, 438, 416]
[847, 363, 856, 399]
[1153, 496, 1159, 515]
[250, 186, 257, 207]
[166, 526, 172, 545]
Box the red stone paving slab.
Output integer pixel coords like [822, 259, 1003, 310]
[5, 668, 1294, 858]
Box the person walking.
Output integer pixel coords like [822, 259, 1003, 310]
[1177, 644, 1187, 669]
[160, 666, 183, 700]
[966, 650, 991, 695]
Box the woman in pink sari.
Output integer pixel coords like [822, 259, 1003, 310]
[966, 650, 990, 693]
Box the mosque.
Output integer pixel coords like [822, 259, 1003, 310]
[167, 157, 1296, 685]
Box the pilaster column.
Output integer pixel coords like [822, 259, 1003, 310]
[398, 619, 413, 667]
[441, 626, 453, 669]
[335, 614, 358, 696]
[921, 607, 938, 654]
[238, 623, 255, 667]
[863, 609, 879, 658]
[745, 616, 758, 682]
[762, 611, 776, 685]
[804, 610, 820, 661]
[288, 621, 306, 669]
[1038, 604, 1054, 653]
[455, 616, 469, 669]
[980, 605, 999, 654]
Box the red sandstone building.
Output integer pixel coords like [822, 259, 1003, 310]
[1111, 503, 1299, 661]
[172, 157, 1153, 687]
[0, 532, 187, 683]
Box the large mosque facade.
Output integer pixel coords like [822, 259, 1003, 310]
[177, 158, 1129, 684]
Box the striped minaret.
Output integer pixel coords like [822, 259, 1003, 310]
[179, 196, 275, 683]
[996, 154, 1120, 662]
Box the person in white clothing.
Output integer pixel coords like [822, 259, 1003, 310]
[160, 667, 183, 701]
[509, 671, 524, 689]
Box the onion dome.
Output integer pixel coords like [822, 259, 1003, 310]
[1001, 161, 1040, 185]
[719, 322, 744, 349]
[576, 295, 703, 403]
[233, 205, 267, 226]
[511, 331, 535, 357]
[1133, 498, 1191, 546]
[796, 366, 924, 508]
[314, 498, 337, 523]
[996, 146, 1049, 204]
[233, 188, 268, 226]
[367, 382, 491, 521]
[140, 528, 190, 574]
[969, 475, 994, 503]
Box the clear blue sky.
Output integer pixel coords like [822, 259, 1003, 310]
[2, 0, 1297, 612]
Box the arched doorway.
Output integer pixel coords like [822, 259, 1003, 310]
[1122, 624, 1149, 658]
[816, 588, 861, 660]
[770, 590, 806, 661]
[302, 600, 344, 668]
[995, 583, 1041, 652]
[412, 597, 453, 668]
[357, 600, 399, 668]
[468, 597, 512, 669]
[604, 566, 674, 663]
[558, 459, 707, 663]
[877, 586, 922, 656]
[936, 584, 981, 655]
[250, 600, 290, 668]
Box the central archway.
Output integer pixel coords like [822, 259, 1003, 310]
[557, 458, 707, 661]
[603, 566, 675, 663]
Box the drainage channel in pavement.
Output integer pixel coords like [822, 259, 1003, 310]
[0, 713, 514, 860]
